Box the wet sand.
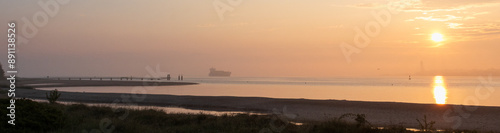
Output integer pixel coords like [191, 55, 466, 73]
[10, 87, 500, 132]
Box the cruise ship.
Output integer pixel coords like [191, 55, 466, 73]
[209, 68, 231, 77]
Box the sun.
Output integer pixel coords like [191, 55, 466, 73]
[431, 33, 444, 42]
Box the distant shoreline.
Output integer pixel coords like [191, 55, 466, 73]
[9, 78, 198, 88]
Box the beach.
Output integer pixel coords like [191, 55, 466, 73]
[9, 79, 500, 132]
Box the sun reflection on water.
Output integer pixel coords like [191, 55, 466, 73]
[433, 76, 447, 104]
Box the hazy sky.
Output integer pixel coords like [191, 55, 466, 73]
[1, 0, 500, 77]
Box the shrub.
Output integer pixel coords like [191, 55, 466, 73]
[46, 89, 61, 104]
[0, 98, 65, 132]
[416, 115, 435, 132]
[338, 113, 372, 128]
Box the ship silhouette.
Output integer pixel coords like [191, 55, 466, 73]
[209, 68, 231, 77]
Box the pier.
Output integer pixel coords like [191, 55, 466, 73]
[44, 76, 170, 81]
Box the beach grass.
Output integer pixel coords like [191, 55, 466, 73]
[0, 98, 484, 133]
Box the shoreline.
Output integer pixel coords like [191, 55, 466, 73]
[2, 78, 499, 131]
[8, 78, 198, 88]
[11, 88, 500, 132]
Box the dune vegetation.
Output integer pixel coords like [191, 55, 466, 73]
[0, 98, 484, 133]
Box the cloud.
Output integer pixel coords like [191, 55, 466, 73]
[334, 0, 500, 12]
[458, 23, 500, 35]
[408, 10, 491, 22]
[447, 23, 463, 29]
[473, 12, 489, 16]
[446, 23, 500, 41]
[403, 0, 500, 12]
[414, 15, 464, 21]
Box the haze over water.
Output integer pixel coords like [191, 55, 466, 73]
[2, 0, 500, 78]
[41, 76, 500, 107]
[2, 0, 500, 132]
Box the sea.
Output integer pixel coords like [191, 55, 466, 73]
[38, 76, 500, 107]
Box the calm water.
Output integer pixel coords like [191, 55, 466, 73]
[38, 76, 500, 107]
[31, 99, 259, 115]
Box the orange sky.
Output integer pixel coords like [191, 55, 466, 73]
[1, 0, 500, 77]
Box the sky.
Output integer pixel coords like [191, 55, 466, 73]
[1, 0, 500, 77]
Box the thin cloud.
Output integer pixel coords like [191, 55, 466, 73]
[403, 0, 500, 12]
[414, 15, 463, 21]
[460, 23, 500, 36]
[473, 12, 490, 16]
[447, 23, 463, 29]
[446, 23, 500, 41]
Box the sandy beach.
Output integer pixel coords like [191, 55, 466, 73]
[8, 79, 500, 132]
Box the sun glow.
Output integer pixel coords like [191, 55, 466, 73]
[431, 33, 444, 42]
[433, 76, 447, 104]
